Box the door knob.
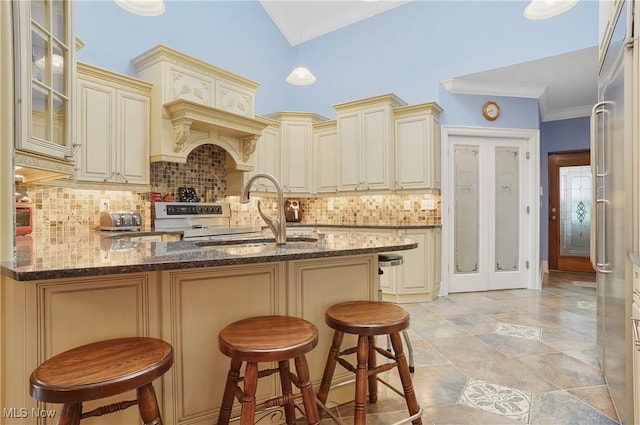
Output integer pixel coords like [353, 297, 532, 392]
[551, 207, 557, 213]
[551, 215, 556, 221]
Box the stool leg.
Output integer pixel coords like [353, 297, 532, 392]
[317, 330, 344, 404]
[402, 330, 415, 373]
[57, 403, 82, 425]
[354, 335, 369, 425]
[137, 383, 163, 425]
[294, 354, 320, 425]
[367, 335, 377, 404]
[239, 362, 258, 425]
[217, 357, 242, 425]
[278, 360, 296, 425]
[390, 333, 422, 425]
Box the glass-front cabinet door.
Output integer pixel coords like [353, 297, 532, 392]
[14, 0, 75, 161]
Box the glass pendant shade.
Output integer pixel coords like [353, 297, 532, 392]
[524, 0, 578, 19]
[286, 66, 317, 85]
[114, 0, 166, 16]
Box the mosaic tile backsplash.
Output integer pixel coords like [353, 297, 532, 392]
[17, 143, 441, 238]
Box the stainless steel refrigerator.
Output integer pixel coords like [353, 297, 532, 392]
[591, 1, 635, 423]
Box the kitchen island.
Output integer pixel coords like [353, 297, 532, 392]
[1, 232, 416, 425]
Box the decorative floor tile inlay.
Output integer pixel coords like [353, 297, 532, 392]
[577, 300, 596, 311]
[458, 378, 533, 424]
[493, 322, 541, 341]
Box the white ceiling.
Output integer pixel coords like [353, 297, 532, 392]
[259, 0, 598, 121]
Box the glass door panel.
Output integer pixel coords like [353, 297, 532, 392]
[495, 147, 520, 272]
[453, 145, 480, 275]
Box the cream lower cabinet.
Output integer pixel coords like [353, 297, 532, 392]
[633, 264, 640, 423]
[2, 272, 160, 425]
[76, 62, 152, 187]
[321, 227, 441, 302]
[384, 228, 441, 302]
[160, 256, 375, 425]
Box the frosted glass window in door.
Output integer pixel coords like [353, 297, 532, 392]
[495, 147, 520, 272]
[560, 165, 591, 256]
[454, 145, 479, 274]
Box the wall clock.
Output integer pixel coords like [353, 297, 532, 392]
[482, 101, 500, 121]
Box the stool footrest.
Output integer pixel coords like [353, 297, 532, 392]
[80, 399, 138, 419]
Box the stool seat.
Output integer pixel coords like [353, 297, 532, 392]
[378, 253, 404, 267]
[325, 301, 409, 336]
[217, 315, 320, 425]
[30, 337, 173, 425]
[219, 315, 318, 362]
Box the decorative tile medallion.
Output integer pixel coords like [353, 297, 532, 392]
[494, 322, 541, 341]
[458, 378, 533, 424]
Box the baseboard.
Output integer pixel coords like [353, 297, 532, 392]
[539, 260, 549, 286]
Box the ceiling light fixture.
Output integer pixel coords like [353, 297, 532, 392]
[114, 0, 166, 16]
[35, 54, 64, 74]
[286, 66, 317, 85]
[524, 0, 578, 20]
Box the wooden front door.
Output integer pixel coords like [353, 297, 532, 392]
[548, 150, 594, 272]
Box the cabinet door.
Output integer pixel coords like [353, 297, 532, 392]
[282, 120, 313, 193]
[249, 126, 281, 192]
[337, 111, 361, 191]
[118, 90, 150, 184]
[361, 106, 392, 190]
[77, 78, 116, 181]
[314, 126, 338, 193]
[14, 0, 76, 160]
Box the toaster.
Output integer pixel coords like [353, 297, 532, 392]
[100, 210, 142, 231]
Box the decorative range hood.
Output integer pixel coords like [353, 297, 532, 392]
[131, 45, 267, 168]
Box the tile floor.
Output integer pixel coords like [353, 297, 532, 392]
[314, 271, 620, 425]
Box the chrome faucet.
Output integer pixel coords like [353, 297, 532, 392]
[240, 173, 287, 245]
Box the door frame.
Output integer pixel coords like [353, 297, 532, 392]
[547, 150, 594, 273]
[441, 126, 541, 296]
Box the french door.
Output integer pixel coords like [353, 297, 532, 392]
[444, 130, 537, 293]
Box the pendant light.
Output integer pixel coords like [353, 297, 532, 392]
[287, 37, 316, 86]
[286, 66, 317, 85]
[114, 0, 166, 16]
[524, 0, 578, 20]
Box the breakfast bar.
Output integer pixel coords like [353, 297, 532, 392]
[1, 232, 416, 424]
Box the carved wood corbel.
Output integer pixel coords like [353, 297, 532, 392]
[241, 135, 259, 162]
[172, 119, 193, 152]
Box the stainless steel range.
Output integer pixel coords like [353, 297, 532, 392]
[153, 202, 261, 241]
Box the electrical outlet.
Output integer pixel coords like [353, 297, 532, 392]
[327, 200, 334, 211]
[241, 203, 249, 212]
[272, 202, 278, 210]
[421, 199, 436, 210]
[100, 199, 110, 211]
[403, 200, 412, 211]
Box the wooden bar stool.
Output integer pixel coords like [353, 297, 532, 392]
[29, 337, 174, 425]
[217, 315, 320, 425]
[317, 301, 422, 425]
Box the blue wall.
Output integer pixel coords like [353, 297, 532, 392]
[539, 117, 591, 262]
[76, 0, 599, 119]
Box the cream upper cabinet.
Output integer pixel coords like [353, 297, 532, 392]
[244, 117, 282, 193]
[13, 0, 77, 176]
[313, 120, 338, 194]
[394, 102, 443, 190]
[334, 94, 406, 192]
[265, 112, 327, 195]
[76, 63, 152, 187]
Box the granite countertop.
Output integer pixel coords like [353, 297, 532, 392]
[2, 232, 418, 282]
